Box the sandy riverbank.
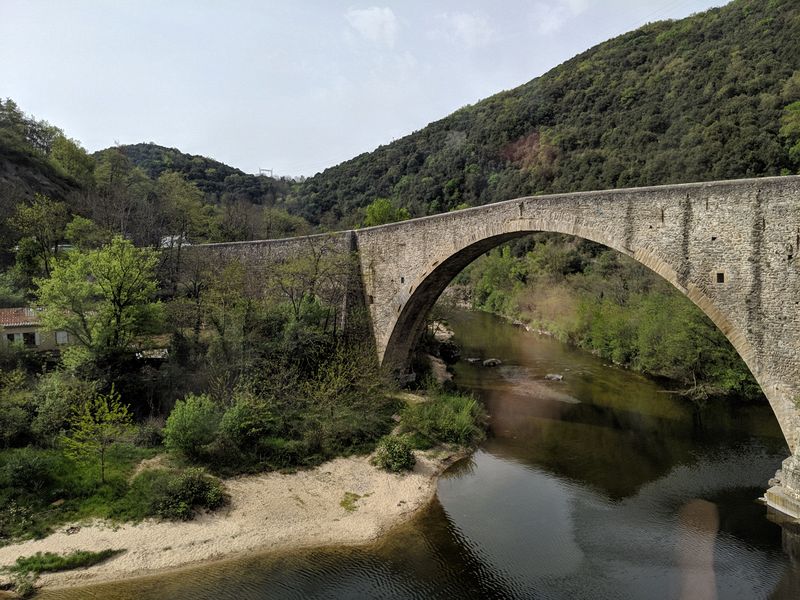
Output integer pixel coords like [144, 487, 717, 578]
[0, 449, 462, 593]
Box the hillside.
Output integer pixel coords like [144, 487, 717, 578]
[107, 143, 293, 206]
[294, 0, 800, 227]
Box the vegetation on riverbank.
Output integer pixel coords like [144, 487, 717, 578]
[0, 229, 398, 546]
[454, 235, 761, 402]
[3, 548, 122, 597]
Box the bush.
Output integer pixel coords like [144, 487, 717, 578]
[163, 394, 220, 459]
[373, 436, 415, 472]
[402, 392, 487, 447]
[219, 396, 279, 450]
[1, 447, 53, 493]
[150, 468, 227, 521]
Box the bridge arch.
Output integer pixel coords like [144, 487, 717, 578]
[381, 222, 757, 390]
[353, 177, 800, 454]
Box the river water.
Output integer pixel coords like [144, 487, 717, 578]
[43, 310, 800, 599]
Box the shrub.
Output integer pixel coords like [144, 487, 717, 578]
[219, 396, 279, 450]
[1, 447, 53, 493]
[373, 436, 415, 472]
[402, 392, 487, 447]
[163, 394, 220, 459]
[0, 401, 31, 448]
[150, 468, 227, 521]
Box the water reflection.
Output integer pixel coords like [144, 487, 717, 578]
[41, 310, 798, 600]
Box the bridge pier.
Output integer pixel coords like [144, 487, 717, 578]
[767, 453, 800, 519]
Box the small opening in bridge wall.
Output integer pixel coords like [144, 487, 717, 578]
[368, 295, 374, 304]
[711, 236, 717, 241]
[716, 272, 725, 284]
[400, 277, 404, 284]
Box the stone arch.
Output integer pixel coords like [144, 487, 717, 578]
[380, 218, 795, 452]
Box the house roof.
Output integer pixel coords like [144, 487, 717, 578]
[0, 308, 41, 328]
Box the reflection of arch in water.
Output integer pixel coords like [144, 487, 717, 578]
[353, 177, 800, 453]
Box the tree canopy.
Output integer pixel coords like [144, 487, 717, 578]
[36, 236, 161, 357]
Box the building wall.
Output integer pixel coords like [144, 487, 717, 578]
[1, 326, 73, 351]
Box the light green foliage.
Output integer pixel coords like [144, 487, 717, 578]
[373, 436, 415, 472]
[780, 100, 800, 168]
[163, 394, 221, 460]
[363, 198, 411, 227]
[156, 171, 213, 244]
[219, 394, 279, 450]
[50, 135, 95, 187]
[36, 236, 161, 355]
[61, 388, 134, 483]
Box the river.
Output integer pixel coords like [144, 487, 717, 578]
[42, 310, 799, 599]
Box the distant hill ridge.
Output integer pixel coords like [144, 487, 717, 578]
[2, 0, 799, 233]
[102, 143, 290, 206]
[291, 0, 800, 227]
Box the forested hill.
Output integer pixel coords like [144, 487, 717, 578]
[295, 0, 800, 228]
[106, 143, 294, 205]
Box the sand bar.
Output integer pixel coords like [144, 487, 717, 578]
[0, 449, 461, 592]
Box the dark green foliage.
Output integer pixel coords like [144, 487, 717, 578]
[112, 142, 294, 206]
[1, 448, 53, 493]
[373, 436, 415, 472]
[402, 391, 488, 447]
[143, 468, 227, 521]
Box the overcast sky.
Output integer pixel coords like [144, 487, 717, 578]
[2, 0, 727, 177]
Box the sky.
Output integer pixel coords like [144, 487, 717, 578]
[1, 0, 729, 177]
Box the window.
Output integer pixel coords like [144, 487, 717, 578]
[23, 332, 36, 347]
[56, 331, 69, 345]
[6, 334, 14, 344]
[716, 272, 725, 284]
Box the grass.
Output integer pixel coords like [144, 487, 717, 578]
[401, 390, 488, 448]
[339, 492, 361, 512]
[3, 548, 123, 597]
[8, 548, 124, 575]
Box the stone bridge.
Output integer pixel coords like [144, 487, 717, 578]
[193, 175, 800, 517]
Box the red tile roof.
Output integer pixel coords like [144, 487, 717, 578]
[0, 308, 41, 328]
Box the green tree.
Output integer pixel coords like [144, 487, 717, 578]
[36, 236, 161, 356]
[163, 394, 221, 460]
[363, 198, 411, 227]
[64, 216, 111, 250]
[61, 387, 134, 484]
[50, 134, 95, 188]
[10, 194, 69, 277]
